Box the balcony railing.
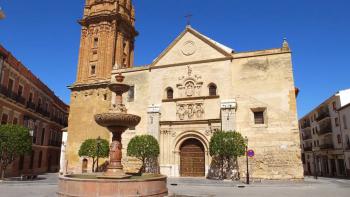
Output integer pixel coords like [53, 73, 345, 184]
[318, 119, 332, 135]
[304, 147, 312, 152]
[301, 121, 311, 129]
[302, 134, 312, 140]
[26, 101, 36, 110]
[0, 85, 26, 105]
[316, 110, 330, 122]
[320, 143, 334, 150]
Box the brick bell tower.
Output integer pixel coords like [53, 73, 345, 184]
[75, 0, 137, 84]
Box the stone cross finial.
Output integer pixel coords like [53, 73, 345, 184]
[282, 38, 290, 52]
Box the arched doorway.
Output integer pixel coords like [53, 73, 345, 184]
[82, 159, 88, 173]
[180, 138, 205, 177]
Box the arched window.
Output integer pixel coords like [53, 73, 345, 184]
[166, 87, 174, 99]
[208, 83, 217, 96]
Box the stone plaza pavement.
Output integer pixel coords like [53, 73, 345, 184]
[0, 174, 349, 197]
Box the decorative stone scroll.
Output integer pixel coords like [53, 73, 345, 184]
[176, 102, 205, 121]
[177, 66, 203, 98]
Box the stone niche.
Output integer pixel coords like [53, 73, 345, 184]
[176, 101, 205, 121]
[176, 66, 203, 98]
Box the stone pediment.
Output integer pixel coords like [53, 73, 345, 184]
[151, 26, 233, 67]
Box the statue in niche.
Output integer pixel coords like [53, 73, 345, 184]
[187, 104, 195, 119]
[177, 105, 186, 120]
[185, 81, 195, 97]
[195, 104, 204, 118]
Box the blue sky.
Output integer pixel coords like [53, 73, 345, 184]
[0, 0, 349, 118]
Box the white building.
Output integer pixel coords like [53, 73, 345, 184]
[299, 89, 350, 177]
[339, 103, 350, 176]
[59, 128, 68, 175]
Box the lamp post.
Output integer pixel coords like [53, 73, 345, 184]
[244, 136, 249, 184]
[96, 136, 101, 172]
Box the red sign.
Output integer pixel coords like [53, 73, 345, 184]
[247, 149, 255, 157]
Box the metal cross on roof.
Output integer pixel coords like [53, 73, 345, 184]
[185, 14, 193, 26]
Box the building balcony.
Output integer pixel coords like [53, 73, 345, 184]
[318, 119, 332, 135]
[304, 146, 312, 152]
[301, 121, 311, 129]
[0, 85, 26, 105]
[26, 101, 36, 110]
[316, 110, 330, 122]
[319, 143, 334, 150]
[302, 134, 312, 141]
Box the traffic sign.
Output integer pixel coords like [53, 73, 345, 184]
[247, 149, 255, 157]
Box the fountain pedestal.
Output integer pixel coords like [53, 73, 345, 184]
[98, 127, 131, 179]
[58, 73, 168, 197]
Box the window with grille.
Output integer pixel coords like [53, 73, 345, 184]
[254, 111, 265, 124]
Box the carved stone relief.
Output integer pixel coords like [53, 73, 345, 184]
[177, 66, 203, 98]
[176, 102, 205, 121]
[181, 41, 196, 56]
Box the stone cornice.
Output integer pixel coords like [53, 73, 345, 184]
[232, 48, 291, 59]
[69, 81, 109, 91]
[162, 95, 220, 103]
[79, 13, 138, 37]
[160, 119, 221, 126]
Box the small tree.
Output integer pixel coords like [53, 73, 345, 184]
[127, 135, 160, 173]
[209, 131, 245, 179]
[0, 124, 32, 180]
[78, 138, 109, 172]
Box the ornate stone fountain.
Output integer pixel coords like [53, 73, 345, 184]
[94, 73, 141, 179]
[58, 73, 168, 197]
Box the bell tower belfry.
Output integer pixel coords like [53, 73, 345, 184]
[75, 0, 137, 83]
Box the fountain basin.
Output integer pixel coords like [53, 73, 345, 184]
[95, 113, 141, 128]
[108, 83, 131, 94]
[58, 174, 168, 197]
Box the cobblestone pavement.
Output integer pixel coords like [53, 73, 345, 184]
[0, 174, 349, 197]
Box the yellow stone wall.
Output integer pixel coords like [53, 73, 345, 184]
[66, 27, 303, 180]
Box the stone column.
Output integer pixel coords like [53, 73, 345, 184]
[221, 99, 237, 131]
[115, 32, 124, 68]
[147, 104, 161, 141]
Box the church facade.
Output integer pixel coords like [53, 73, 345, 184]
[66, 0, 303, 180]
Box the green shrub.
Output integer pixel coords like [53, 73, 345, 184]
[127, 135, 160, 173]
[0, 124, 32, 180]
[78, 138, 109, 172]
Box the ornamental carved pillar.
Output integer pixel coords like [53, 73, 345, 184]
[147, 104, 161, 141]
[221, 99, 237, 131]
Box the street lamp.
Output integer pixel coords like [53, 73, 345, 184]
[96, 136, 102, 172]
[244, 136, 249, 184]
